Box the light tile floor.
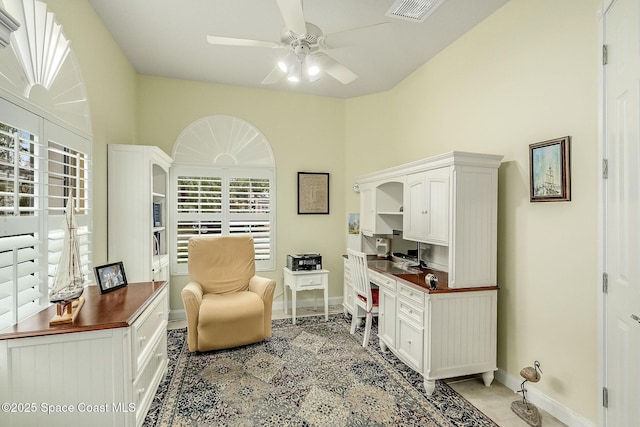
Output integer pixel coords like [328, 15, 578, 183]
[170, 306, 566, 427]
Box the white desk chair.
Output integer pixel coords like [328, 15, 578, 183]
[347, 248, 379, 347]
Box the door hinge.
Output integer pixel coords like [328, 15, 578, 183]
[603, 159, 608, 179]
[603, 272, 609, 294]
[603, 44, 608, 65]
[603, 387, 609, 408]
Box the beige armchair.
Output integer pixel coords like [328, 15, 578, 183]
[181, 235, 276, 352]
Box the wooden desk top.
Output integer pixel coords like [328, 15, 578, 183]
[0, 281, 168, 340]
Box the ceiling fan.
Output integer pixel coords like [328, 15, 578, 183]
[206, 0, 388, 85]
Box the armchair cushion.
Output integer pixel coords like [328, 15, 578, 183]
[197, 291, 265, 351]
[188, 235, 255, 294]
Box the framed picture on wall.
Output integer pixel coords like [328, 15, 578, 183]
[529, 136, 571, 202]
[297, 172, 330, 214]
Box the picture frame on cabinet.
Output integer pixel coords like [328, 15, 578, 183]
[297, 172, 330, 214]
[529, 136, 571, 202]
[95, 261, 128, 294]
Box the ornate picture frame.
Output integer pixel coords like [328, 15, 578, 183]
[94, 261, 128, 294]
[297, 172, 330, 214]
[529, 136, 571, 202]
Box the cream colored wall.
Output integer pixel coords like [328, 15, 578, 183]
[46, 0, 138, 266]
[135, 76, 346, 312]
[346, 0, 599, 422]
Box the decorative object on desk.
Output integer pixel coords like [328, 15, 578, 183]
[426, 273, 438, 290]
[49, 195, 86, 326]
[530, 136, 571, 202]
[375, 237, 390, 257]
[511, 360, 542, 427]
[144, 315, 498, 427]
[94, 261, 128, 294]
[298, 171, 329, 214]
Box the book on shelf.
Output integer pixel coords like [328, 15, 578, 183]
[153, 202, 162, 227]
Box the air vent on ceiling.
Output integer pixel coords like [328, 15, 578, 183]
[385, 0, 446, 23]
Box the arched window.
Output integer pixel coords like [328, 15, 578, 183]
[171, 115, 276, 272]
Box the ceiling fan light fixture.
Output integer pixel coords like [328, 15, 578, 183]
[305, 54, 320, 76]
[278, 52, 296, 72]
[287, 60, 301, 83]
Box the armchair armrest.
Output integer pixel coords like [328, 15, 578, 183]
[249, 275, 276, 337]
[181, 281, 204, 352]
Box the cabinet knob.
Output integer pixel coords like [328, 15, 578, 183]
[407, 339, 412, 344]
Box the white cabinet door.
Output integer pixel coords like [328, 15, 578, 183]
[397, 316, 424, 371]
[403, 168, 449, 244]
[359, 183, 375, 235]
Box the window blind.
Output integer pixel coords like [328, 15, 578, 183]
[0, 234, 43, 331]
[173, 169, 274, 272]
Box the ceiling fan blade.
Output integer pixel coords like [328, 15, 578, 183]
[320, 22, 391, 49]
[206, 35, 282, 49]
[276, 0, 307, 36]
[315, 53, 357, 84]
[261, 66, 283, 85]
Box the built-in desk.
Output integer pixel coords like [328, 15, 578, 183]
[344, 256, 497, 395]
[0, 281, 168, 427]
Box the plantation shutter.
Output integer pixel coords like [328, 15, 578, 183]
[172, 167, 274, 272]
[228, 175, 271, 262]
[0, 100, 92, 332]
[0, 99, 46, 331]
[0, 234, 43, 331]
[46, 122, 92, 290]
[175, 175, 223, 264]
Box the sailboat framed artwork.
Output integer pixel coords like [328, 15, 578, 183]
[529, 136, 571, 202]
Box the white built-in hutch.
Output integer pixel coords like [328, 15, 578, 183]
[345, 151, 502, 395]
[107, 144, 173, 283]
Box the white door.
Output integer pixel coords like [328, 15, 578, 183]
[604, 0, 640, 425]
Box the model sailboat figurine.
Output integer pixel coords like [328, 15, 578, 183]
[49, 195, 86, 325]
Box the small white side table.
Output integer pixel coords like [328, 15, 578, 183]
[282, 267, 329, 325]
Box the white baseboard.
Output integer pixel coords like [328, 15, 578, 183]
[495, 369, 595, 427]
[271, 296, 345, 312]
[169, 309, 185, 322]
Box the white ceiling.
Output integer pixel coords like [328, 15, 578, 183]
[88, 0, 509, 99]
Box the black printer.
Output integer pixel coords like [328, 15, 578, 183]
[286, 253, 322, 271]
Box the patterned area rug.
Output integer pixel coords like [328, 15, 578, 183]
[144, 314, 497, 426]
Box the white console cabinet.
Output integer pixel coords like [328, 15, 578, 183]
[108, 145, 172, 283]
[0, 282, 168, 427]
